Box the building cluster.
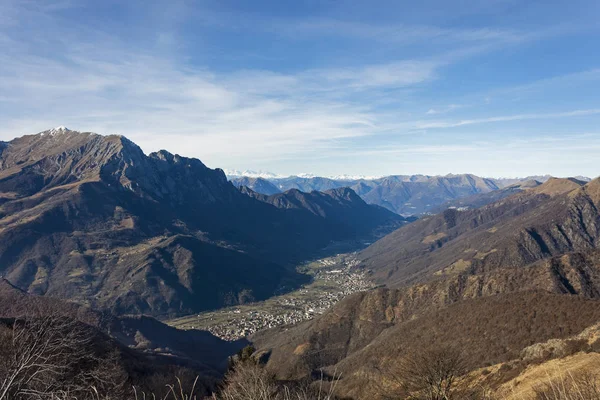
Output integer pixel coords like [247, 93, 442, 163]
[189, 255, 373, 341]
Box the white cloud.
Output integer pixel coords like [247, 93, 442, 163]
[265, 17, 527, 45]
[416, 109, 600, 129]
[0, 2, 448, 168]
[314, 61, 437, 89]
[0, 45, 387, 167]
[425, 104, 463, 115]
[2, 0, 599, 178]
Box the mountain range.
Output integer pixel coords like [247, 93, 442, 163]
[4, 127, 600, 399]
[229, 171, 591, 216]
[0, 128, 405, 317]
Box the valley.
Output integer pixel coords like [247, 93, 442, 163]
[2, 129, 600, 399]
[168, 252, 374, 340]
[4, 2, 600, 398]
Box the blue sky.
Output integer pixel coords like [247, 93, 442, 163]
[1, 0, 600, 178]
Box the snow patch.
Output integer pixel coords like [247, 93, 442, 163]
[295, 173, 316, 179]
[224, 169, 285, 179]
[47, 126, 70, 136]
[327, 174, 383, 180]
[224, 169, 384, 181]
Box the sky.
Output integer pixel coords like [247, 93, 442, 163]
[1, 0, 600, 178]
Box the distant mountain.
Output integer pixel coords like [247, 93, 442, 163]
[432, 179, 542, 212]
[358, 174, 500, 215]
[0, 128, 402, 317]
[230, 176, 281, 195]
[227, 172, 592, 216]
[231, 173, 513, 216]
[270, 176, 352, 193]
[491, 175, 591, 187]
[223, 169, 284, 179]
[328, 174, 383, 180]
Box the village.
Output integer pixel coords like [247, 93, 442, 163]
[169, 253, 374, 341]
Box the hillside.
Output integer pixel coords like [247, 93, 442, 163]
[248, 178, 600, 398]
[239, 186, 405, 237]
[0, 278, 246, 370]
[252, 288, 600, 399]
[433, 179, 542, 212]
[359, 177, 598, 287]
[0, 278, 240, 398]
[0, 128, 401, 317]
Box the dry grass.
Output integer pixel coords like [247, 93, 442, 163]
[532, 370, 600, 400]
[497, 353, 600, 400]
[214, 361, 339, 400]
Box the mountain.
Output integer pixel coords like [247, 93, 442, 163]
[359, 177, 598, 287]
[223, 169, 283, 179]
[240, 174, 507, 216]
[252, 289, 600, 399]
[238, 186, 406, 238]
[0, 278, 245, 370]
[248, 176, 600, 398]
[251, 246, 600, 398]
[492, 175, 591, 188]
[0, 278, 243, 397]
[230, 176, 281, 195]
[432, 179, 542, 212]
[269, 176, 353, 193]
[229, 172, 593, 216]
[0, 128, 401, 317]
[358, 173, 500, 215]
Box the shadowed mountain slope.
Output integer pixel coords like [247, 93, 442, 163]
[230, 176, 281, 195]
[0, 128, 401, 317]
[239, 186, 406, 237]
[0, 278, 246, 371]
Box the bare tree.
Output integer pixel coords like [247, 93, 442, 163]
[218, 361, 279, 400]
[373, 347, 469, 400]
[0, 314, 115, 400]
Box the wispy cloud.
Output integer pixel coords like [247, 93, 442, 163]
[426, 104, 464, 115]
[1, 0, 599, 177]
[416, 109, 600, 129]
[269, 18, 527, 45]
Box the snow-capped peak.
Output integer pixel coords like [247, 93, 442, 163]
[47, 126, 70, 135]
[295, 173, 316, 179]
[224, 169, 285, 179]
[327, 174, 383, 180]
[224, 168, 385, 181]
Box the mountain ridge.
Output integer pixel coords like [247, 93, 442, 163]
[359, 177, 600, 287]
[0, 128, 402, 317]
[230, 171, 592, 216]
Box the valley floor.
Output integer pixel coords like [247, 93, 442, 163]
[167, 252, 373, 340]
